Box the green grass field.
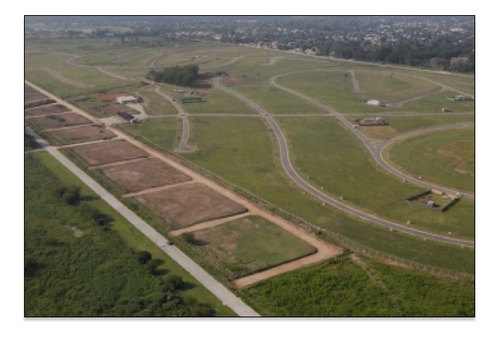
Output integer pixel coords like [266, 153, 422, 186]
[25, 152, 234, 316]
[242, 256, 474, 316]
[188, 216, 317, 278]
[25, 37, 475, 316]
[277, 116, 474, 239]
[387, 128, 474, 192]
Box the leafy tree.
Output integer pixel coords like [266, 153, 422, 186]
[136, 251, 152, 265]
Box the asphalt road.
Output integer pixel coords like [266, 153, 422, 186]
[25, 126, 259, 317]
[268, 73, 474, 199]
[214, 77, 474, 248]
[152, 85, 196, 153]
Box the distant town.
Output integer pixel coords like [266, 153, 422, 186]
[25, 15, 474, 72]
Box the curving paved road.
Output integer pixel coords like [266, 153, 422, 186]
[214, 77, 474, 248]
[152, 85, 196, 153]
[269, 72, 474, 199]
[25, 125, 259, 317]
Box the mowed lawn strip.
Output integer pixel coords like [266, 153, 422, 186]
[190, 216, 317, 278]
[387, 128, 474, 192]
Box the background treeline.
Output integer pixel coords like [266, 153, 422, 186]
[24, 153, 215, 316]
[147, 64, 200, 86]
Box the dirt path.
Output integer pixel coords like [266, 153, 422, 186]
[169, 212, 253, 237]
[349, 69, 363, 93]
[25, 79, 344, 289]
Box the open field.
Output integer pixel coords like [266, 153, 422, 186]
[25, 103, 71, 117]
[188, 216, 317, 278]
[133, 183, 248, 228]
[277, 116, 473, 238]
[387, 128, 474, 192]
[44, 124, 116, 145]
[25, 84, 49, 101]
[70, 139, 149, 166]
[27, 112, 93, 130]
[243, 256, 474, 316]
[25, 37, 475, 316]
[101, 157, 192, 193]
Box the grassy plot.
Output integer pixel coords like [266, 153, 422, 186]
[222, 81, 326, 114]
[136, 86, 179, 115]
[188, 216, 317, 278]
[25, 152, 233, 316]
[117, 118, 181, 152]
[180, 87, 258, 115]
[242, 256, 474, 317]
[353, 114, 475, 140]
[180, 117, 473, 273]
[387, 128, 474, 192]
[401, 90, 474, 113]
[277, 116, 474, 239]
[354, 70, 441, 103]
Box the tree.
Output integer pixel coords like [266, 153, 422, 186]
[136, 251, 152, 265]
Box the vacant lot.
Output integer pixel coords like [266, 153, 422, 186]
[90, 103, 138, 118]
[27, 113, 93, 130]
[45, 124, 117, 145]
[133, 183, 247, 228]
[70, 139, 149, 166]
[190, 216, 317, 278]
[25, 103, 71, 117]
[388, 128, 474, 192]
[25, 84, 48, 102]
[101, 157, 192, 193]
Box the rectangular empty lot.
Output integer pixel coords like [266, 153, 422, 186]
[70, 139, 148, 166]
[25, 85, 48, 102]
[133, 182, 247, 228]
[25, 104, 71, 117]
[45, 124, 117, 145]
[101, 157, 192, 193]
[27, 112, 93, 130]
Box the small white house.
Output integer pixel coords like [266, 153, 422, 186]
[116, 96, 139, 104]
[366, 99, 380, 106]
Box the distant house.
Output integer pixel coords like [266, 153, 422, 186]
[366, 99, 380, 106]
[116, 96, 139, 104]
[355, 117, 389, 126]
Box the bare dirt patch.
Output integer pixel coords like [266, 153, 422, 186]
[25, 104, 71, 117]
[28, 112, 93, 130]
[90, 103, 137, 118]
[25, 84, 48, 102]
[101, 157, 192, 193]
[71, 139, 149, 166]
[133, 182, 247, 228]
[46, 124, 116, 145]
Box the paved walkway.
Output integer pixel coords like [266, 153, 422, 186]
[25, 126, 260, 317]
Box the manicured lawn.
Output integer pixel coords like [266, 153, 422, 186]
[242, 256, 474, 317]
[189, 216, 317, 278]
[388, 128, 474, 192]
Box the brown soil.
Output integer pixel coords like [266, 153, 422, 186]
[25, 84, 48, 102]
[25, 104, 71, 117]
[71, 139, 149, 166]
[28, 112, 93, 130]
[101, 157, 192, 193]
[46, 124, 116, 145]
[91, 103, 137, 118]
[133, 183, 247, 229]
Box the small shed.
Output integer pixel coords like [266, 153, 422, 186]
[117, 96, 139, 104]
